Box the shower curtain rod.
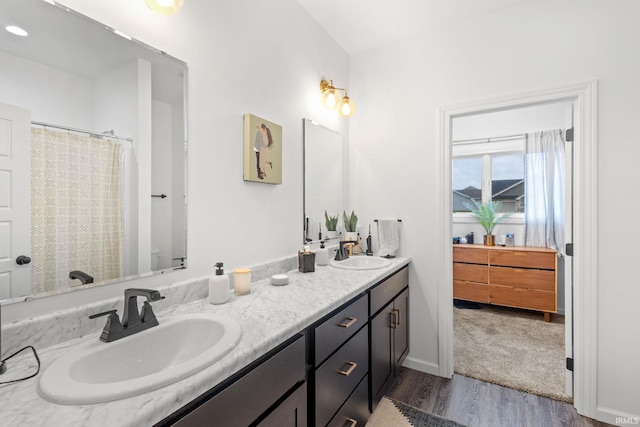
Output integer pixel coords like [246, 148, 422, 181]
[31, 121, 133, 142]
[451, 133, 525, 146]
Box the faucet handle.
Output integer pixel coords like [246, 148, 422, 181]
[89, 310, 124, 342]
[89, 309, 118, 319]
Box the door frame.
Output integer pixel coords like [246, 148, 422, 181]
[437, 80, 598, 417]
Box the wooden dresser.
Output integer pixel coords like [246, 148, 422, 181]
[453, 245, 557, 321]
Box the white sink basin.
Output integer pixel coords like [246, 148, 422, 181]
[38, 313, 242, 405]
[330, 256, 391, 270]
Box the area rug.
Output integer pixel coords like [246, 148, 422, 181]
[367, 397, 467, 427]
[454, 304, 572, 402]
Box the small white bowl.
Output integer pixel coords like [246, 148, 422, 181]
[271, 274, 289, 286]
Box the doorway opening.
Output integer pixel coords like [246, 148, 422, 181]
[437, 81, 598, 418]
[450, 101, 573, 401]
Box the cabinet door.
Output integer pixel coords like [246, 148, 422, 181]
[393, 288, 409, 375]
[370, 302, 393, 410]
[257, 383, 307, 427]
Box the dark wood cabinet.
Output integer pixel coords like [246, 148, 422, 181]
[369, 267, 409, 411]
[160, 264, 410, 427]
[165, 335, 306, 427]
[257, 383, 307, 427]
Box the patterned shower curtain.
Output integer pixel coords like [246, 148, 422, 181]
[31, 127, 123, 294]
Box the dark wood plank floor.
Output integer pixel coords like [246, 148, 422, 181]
[386, 368, 613, 427]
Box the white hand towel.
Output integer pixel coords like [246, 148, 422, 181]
[377, 219, 399, 257]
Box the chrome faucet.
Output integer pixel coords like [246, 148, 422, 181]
[89, 288, 165, 342]
[334, 240, 358, 261]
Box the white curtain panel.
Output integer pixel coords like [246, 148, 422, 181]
[31, 128, 123, 294]
[523, 129, 565, 253]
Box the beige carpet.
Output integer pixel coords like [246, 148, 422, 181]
[454, 304, 572, 403]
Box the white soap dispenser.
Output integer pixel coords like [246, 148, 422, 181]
[209, 262, 230, 304]
[316, 241, 329, 266]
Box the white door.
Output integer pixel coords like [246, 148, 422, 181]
[0, 101, 31, 300]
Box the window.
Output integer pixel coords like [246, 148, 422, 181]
[452, 141, 525, 214]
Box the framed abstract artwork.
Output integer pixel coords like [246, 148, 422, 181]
[243, 114, 283, 184]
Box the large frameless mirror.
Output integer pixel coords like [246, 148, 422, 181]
[303, 118, 343, 245]
[0, 0, 188, 302]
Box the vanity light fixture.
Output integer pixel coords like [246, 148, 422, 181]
[320, 79, 355, 117]
[145, 0, 184, 16]
[5, 25, 29, 37]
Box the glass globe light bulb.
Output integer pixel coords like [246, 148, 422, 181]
[321, 87, 342, 110]
[338, 96, 355, 117]
[146, 0, 185, 15]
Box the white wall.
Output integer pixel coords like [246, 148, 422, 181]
[348, 0, 640, 421]
[0, 51, 94, 127]
[5, 0, 349, 316]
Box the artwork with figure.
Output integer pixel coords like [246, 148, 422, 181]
[243, 114, 283, 184]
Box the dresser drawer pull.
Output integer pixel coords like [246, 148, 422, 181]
[344, 417, 358, 427]
[338, 317, 357, 328]
[337, 361, 358, 376]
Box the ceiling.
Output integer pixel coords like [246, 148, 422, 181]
[296, 0, 535, 54]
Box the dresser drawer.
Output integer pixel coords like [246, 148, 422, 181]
[370, 266, 408, 315]
[316, 327, 368, 427]
[327, 376, 369, 427]
[315, 295, 368, 366]
[489, 266, 556, 292]
[489, 285, 556, 312]
[454, 280, 489, 303]
[489, 249, 556, 270]
[453, 262, 488, 283]
[453, 246, 488, 264]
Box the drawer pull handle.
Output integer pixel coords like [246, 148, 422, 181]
[344, 417, 358, 427]
[337, 361, 358, 376]
[338, 317, 357, 328]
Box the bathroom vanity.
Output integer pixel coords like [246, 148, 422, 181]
[162, 264, 409, 427]
[0, 257, 410, 427]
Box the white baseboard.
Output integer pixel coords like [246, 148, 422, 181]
[401, 356, 443, 377]
[596, 407, 640, 425]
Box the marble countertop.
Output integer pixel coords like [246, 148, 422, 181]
[0, 257, 410, 427]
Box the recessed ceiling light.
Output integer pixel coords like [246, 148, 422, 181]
[5, 25, 29, 37]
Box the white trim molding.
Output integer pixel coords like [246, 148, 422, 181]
[438, 81, 598, 419]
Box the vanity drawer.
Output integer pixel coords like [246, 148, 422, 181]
[327, 376, 369, 427]
[489, 266, 556, 292]
[315, 327, 368, 427]
[453, 246, 488, 264]
[453, 262, 488, 283]
[315, 294, 368, 366]
[453, 280, 489, 303]
[370, 266, 408, 315]
[489, 249, 556, 270]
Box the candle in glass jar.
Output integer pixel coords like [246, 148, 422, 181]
[234, 268, 251, 295]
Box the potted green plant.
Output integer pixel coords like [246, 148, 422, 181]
[465, 200, 513, 246]
[342, 210, 358, 241]
[324, 211, 339, 239]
